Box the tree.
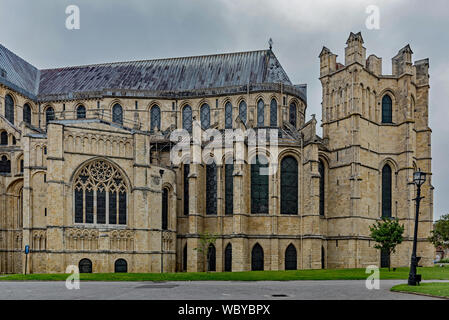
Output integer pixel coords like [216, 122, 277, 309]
[369, 217, 404, 271]
[193, 232, 219, 272]
[428, 214, 449, 251]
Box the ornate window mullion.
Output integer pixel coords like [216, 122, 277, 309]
[93, 188, 97, 225]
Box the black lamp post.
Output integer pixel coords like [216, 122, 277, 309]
[408, 169, 426, 286]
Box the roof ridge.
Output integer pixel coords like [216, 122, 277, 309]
[39, 49, 270, 71]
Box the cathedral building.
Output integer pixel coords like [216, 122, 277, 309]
[0, 32, 433, 274]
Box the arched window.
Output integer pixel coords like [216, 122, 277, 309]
[200, 103, 210, 129]
[280, 156, 298, 215]
[381, 164, 392, 218]
[76, 105, 86, 119]
[74, 160, 128, 225]
[225, 163, 233, 215]
[112, 103, 123, 124]
[251, 155, 269, 214]
[285, 244, 297, 270]
[225, 102, 233, 129]
[239, 100, 247, 124]
[79, 258, 92, 273]
[114, 259, 128, 273]
[23, 103, 32, 124]
[183, 164, 190, 215]
[207, 244, 216, 271]
[257, 99, 264, 126]
[162, 187, 168, 230]
[182, 105, 192, 133]
[270, 98, 277, 126]
[45, 107, 55, 124]
[150, 106, 161, 131]
[224, 243, 232, 272]
[206, 161, 217, 215]
[382, 95, 392, 123]
[251, 243, 264, 271]
[5, 94, 14, 124]
[0, 155, 11, 173]
[0, 131, 7, 145]
[183, 244, 188, 272]
[319, 160, 325, 216]
[289, 102, 297, 128]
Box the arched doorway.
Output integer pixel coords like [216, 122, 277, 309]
[79, 258, 92, 273]
[224, 243, 232, 272]
[285, 244, 297, 270]
[207, 244, 216, 271]
[251, 244, 264, 271]
[114, 259, 128, 273]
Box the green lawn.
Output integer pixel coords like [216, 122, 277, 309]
[1, 266, 448, 281]
[391, 282, 449, 299]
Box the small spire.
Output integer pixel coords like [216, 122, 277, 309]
[268, 38, 273, 50]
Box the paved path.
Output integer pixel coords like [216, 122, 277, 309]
[0, 279, 444, 300]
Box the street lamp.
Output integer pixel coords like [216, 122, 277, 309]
[408, 169, 426, 286]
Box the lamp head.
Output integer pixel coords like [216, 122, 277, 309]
[413, 169, 426, 186]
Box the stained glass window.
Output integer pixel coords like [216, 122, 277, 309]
[251, 244, 264, 271]
[225, 102, 233, 129]
[270, 99, 277, 127]
[257, 99, 264, 126]
[239, 100, 247, 124]
[382, 95, 392, 123]
[151, 106, 161, 131]
[225, 164, 233, 215]
[280, 156, 298, 214]
[251, 155, 269, 214]
[200, 104, 210, 129]
[45, 107, 55, 124]
[382, 164, 392, 218]
[182, 105, 192, 133]
[77, 105, 86, 119]
[23, 103, 31, 124]
[112, 104, 123, 124]
[285, 244, 297, 270]
[206, 161, 217, 215]
[5, 94, 14, 124]
[289, 102, 297, 128]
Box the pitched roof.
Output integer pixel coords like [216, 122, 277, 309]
[0, 44, 40, 98]
[0, 44, 305, 102]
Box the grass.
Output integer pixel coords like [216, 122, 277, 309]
[1, 266, 448, 282]
[391, 282, 449, 299]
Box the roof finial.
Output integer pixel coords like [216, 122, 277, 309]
[268, 38, 273, 50]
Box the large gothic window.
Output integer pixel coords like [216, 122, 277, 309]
[45, 107, 55, 124]
[74, 160, 128, 225]
[251, 155, 269, 214]
[289, 102, 297, 128]
[225, 102, 233, 129]
[183, 164, 190, 215]
[5, 94, 14, 124]
[319, 160, 325, 216]
[206, 161, 217, 215]
[285, 244, 297, 270]
[0, 155, 11, 173]
[150, 106, 161, 131]
[200, 103, 210, 129]
[381, 95, 392, 123]
[162, 187, 169, 230]
[77, 105, 86, 119]
[257, 99, 264, 126]
[224, 243, 232, 272]
[112, 104, 123, 124]
[182, 105, 192, 133]
[225, 163, 234, 215]
[280, 156, 298, 215]
[239, 100, 247, 124]
[251, 243, 264, 271]
[0, 131, 7, 145]
[23, 103, 32, 124]
[207, 244, 216, 271]
[270, 98, 277, 127]
[381, 164, 392, 218]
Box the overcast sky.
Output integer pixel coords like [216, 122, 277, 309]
[0, 0, 447, 220]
